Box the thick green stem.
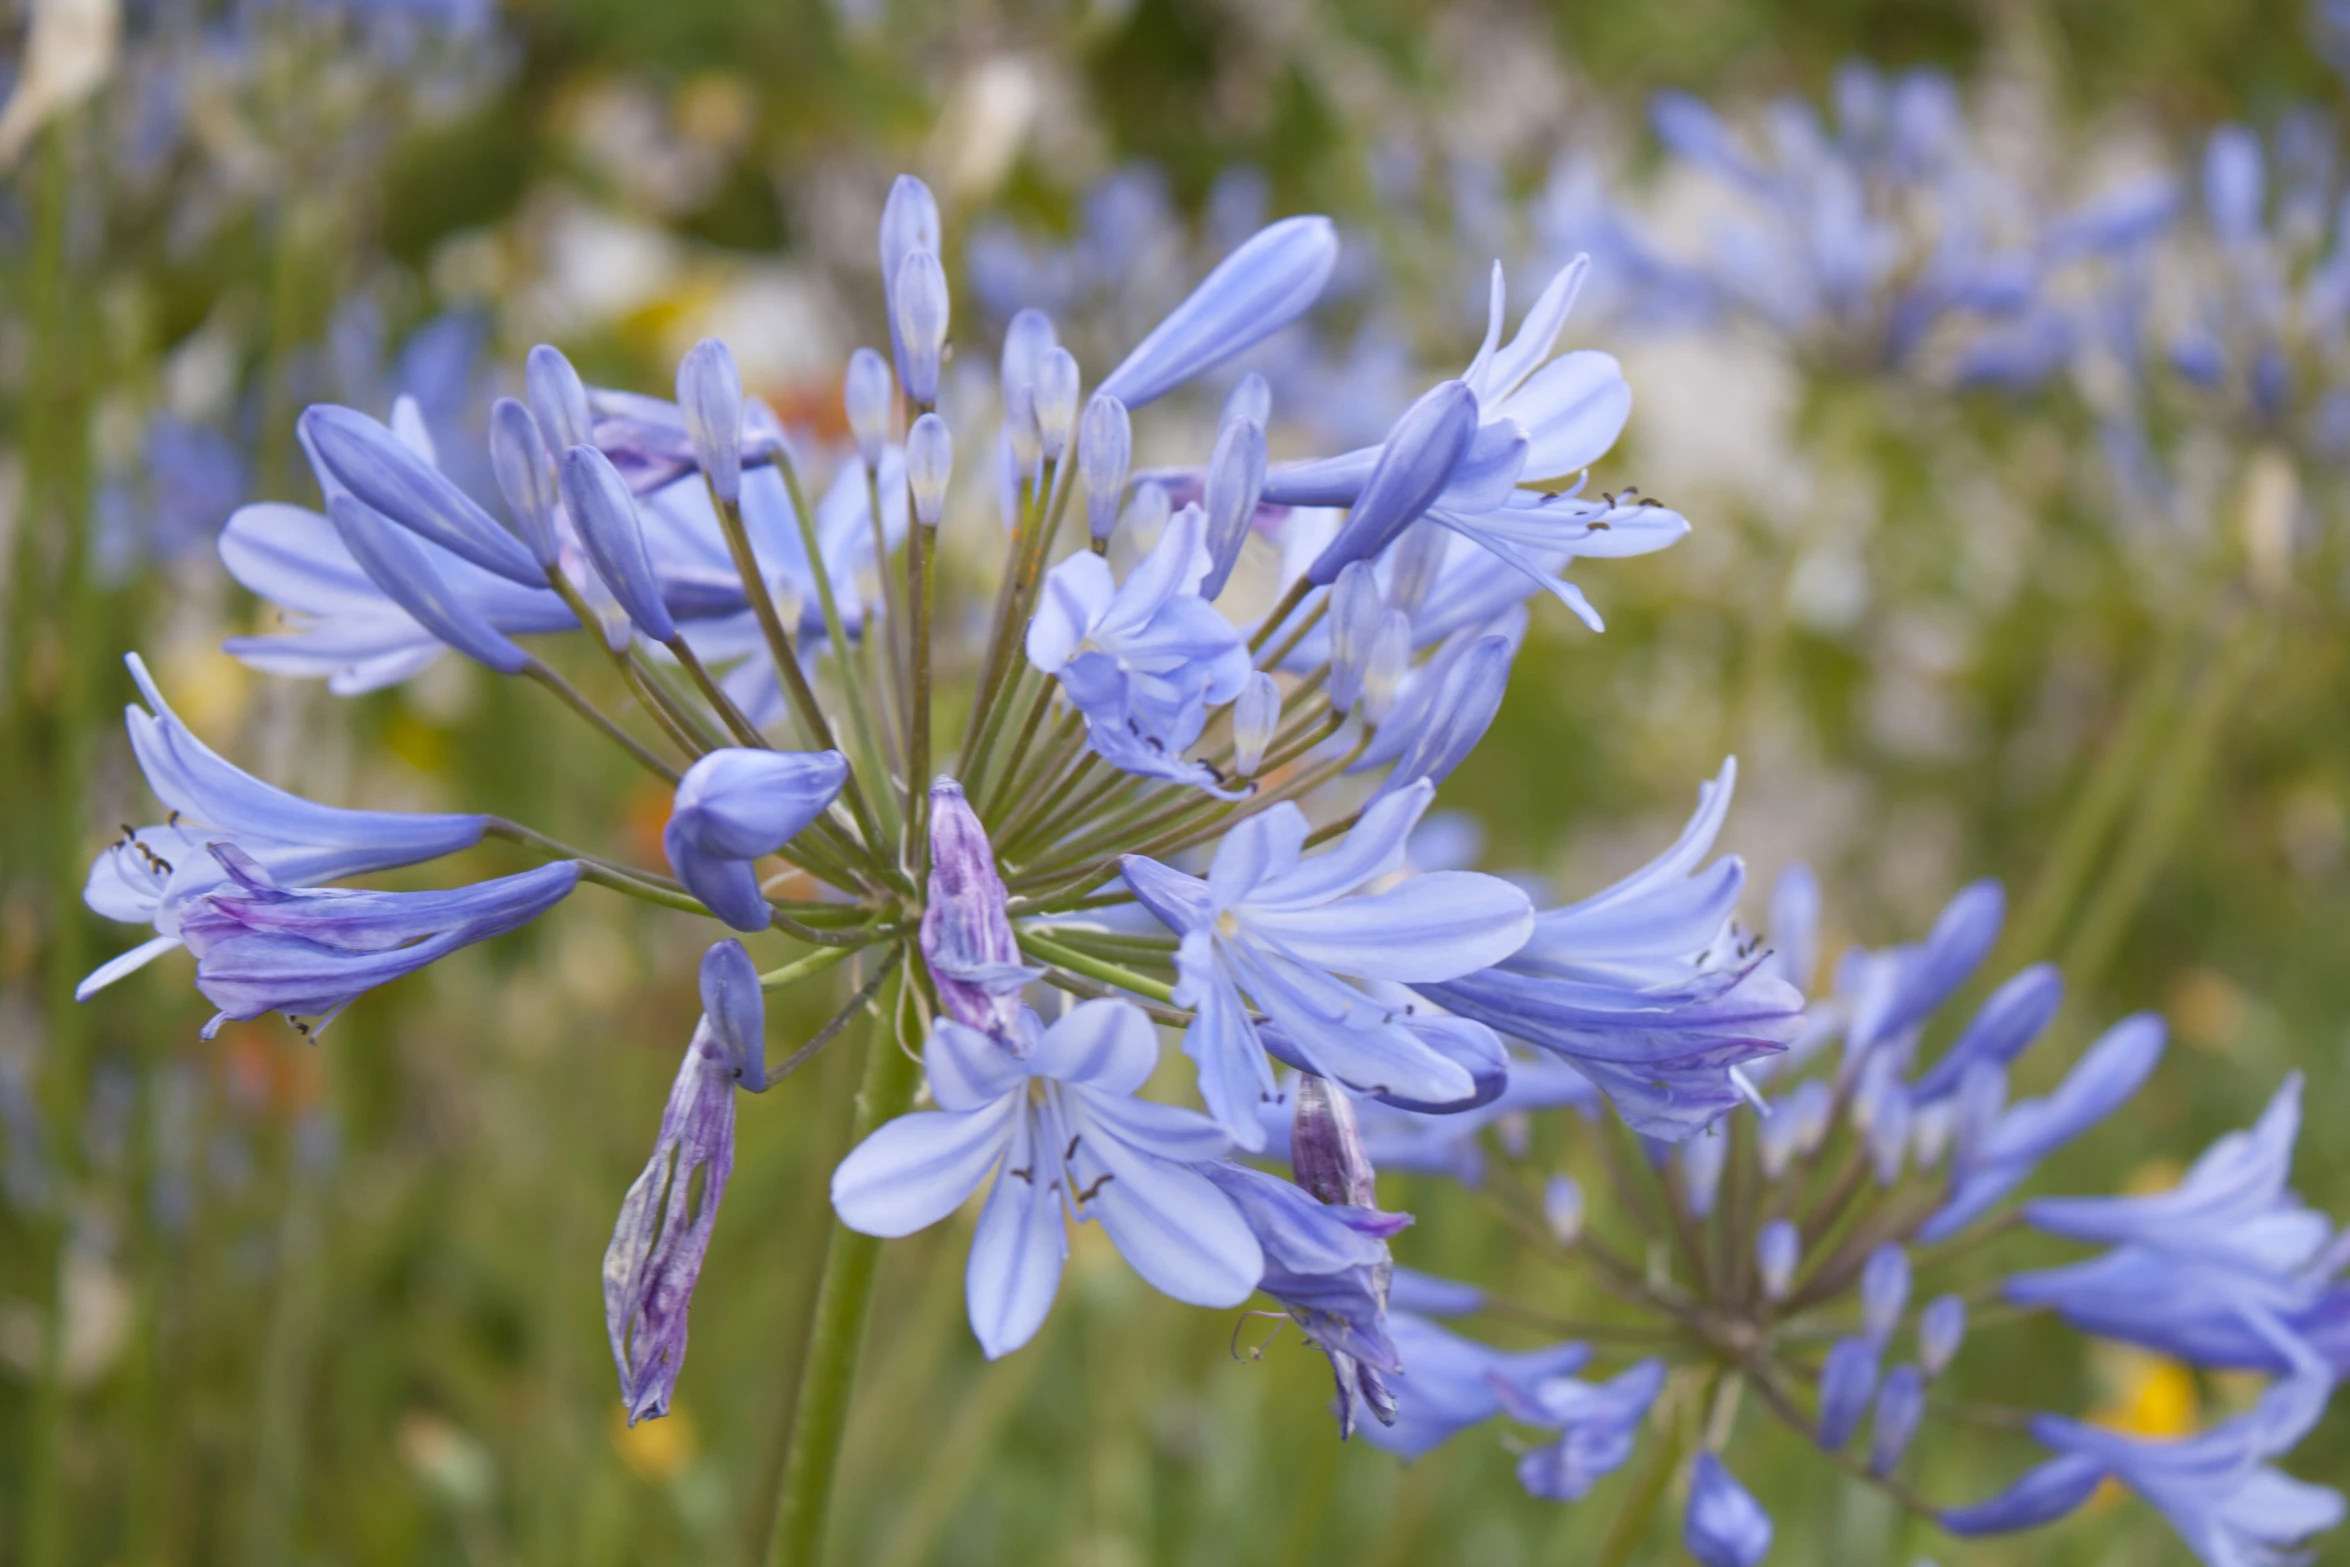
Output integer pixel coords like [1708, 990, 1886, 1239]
[764, 962, 924, 1567]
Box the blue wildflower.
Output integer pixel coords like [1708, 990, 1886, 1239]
[1355, 1312, 1590, 1459]
[1095, 215, 1340, 410]
[1493, 1358, 1668, 1501]
[661, 748, 851, 932]
[1685, 1454, 1773, 1567]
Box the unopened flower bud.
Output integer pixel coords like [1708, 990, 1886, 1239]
[1121, 479, 1170, 553]
[879, 174, 942, 387]
[1868, 1082, 1912, 1185]
[1328, 562, 1381, 713]
[488, 397, 560, 569]
[1221, 371, 1271, 432]
[922, 778, 1032, 1038]
[1005, 383, 1041, 474]
[999, 308, 1057, 407]
[844, 347, 894, 469]
[1199, 416, 1267, 602]
[663, 749, 851, 932]
[1080, 394, 1132, 544]
[1790, 1077, 1834, 1158]
[562, 444, 677, 644]
[699, 939, 766, 1091]
[526, 343, 592, 451]
[1684, 1455, 1773, 1567]
[1870, 1364, 1926, 1476]
[1232, 671, 1280, 776]
[1033, 346, 1080, 461]
[907, 413, 953, 529]
[1543, 1174, 1584, 1245]
[1681, 1126, 1727, 1218]
[894, 249, 950, 405]
[1305, 379, 1478, 586]
[1385, 521, 1448, 617]
[1817, 1336, 1879, 1451]
[1919, 1294, 1966, 1376]
[1860, 1245, 1910, 1346]
[1291, 1072, 1375, 1208]
[677, 338, 745, 504]
[1360, 610, 1412, 725]
[1757, 1218, 1800, 1301]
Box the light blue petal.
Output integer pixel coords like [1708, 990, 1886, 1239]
[830, 1101, 1016, 1238]
[965, 1111, 1067, 1358]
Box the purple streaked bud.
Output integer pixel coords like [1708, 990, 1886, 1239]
[526, 344, 592, 451]
[880, 174, 943, 390]
[1232, 671, 1280, 776]
[663, 749, 851, 932]
[1327, 563, 1381, 713]
[325, 494, 530, 673]
[894, 249, 950, 406]
[1199, 416, 1267, 601]
[921, 778, 1032, 1037]
[699, 939, 767, 1092]
[1870, 1364, 1926, 1475]
[677, 339, 746, 505]
[1080, 394, 1132, 543]
[1860, 1245, 1910, 1346]
[844, 348, 893, 469]
[560, 445, 677, 643]
[906, 413, 953, 529]
[1757, 1218, 1800, 1301]
[603, 1017, 736, 1424]
[1291, 1072, 1376, 1208]
[302, 405, 542, 586]
[1360, 610, 1411, 725]
[1919, 1294, 1966, 1376]
[1033, 347, 1080, 461]
[1221, 371, 1272, 432]
[1684, 1454, 1773, 1567]
[1304, 381, 1479, 587]
[1097, 216, 1339, 409]
[488, 398, 561, 569]
[1544, 1174, 1584, 1244]
[1817, 1335, 1879, 1450]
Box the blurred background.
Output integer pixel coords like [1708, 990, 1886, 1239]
[2, 0, 2348, 1562]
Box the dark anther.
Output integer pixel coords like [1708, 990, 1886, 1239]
[1007, 1165, 1034, 1184]
[1075, 1173, 1116, 1203]
[1064, 1134, 1081, 1161]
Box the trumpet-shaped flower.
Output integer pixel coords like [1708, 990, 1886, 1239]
[1122, 781, 1536, 1149]
[832, 1001, 1260, 1358]
[661, 749, 850, 931]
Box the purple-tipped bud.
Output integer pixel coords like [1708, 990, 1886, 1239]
[1757, 1218, 1800, 1301]
[1681, 1126, 1727, 1218]
[699, 939, 767, 1092]
[1291, 1072, 1376, 1208]
[677, 339, 746, 505]
[1544, 1173, 1584, 1244]
[906, 413, 953, 529]
[1198, 416, 1268, 602]
[560, 444, 677, 643]
[1221, 371, 1272, 432]
[526, 343, 592, 451]
[302, 405, 543, 586]
[603, 1017, 736, 1424]
[894, 250, 950, 406]
[488, 398, 561, 569]
[1817, 1336, 1880, 1450]
[921, 778, 1032, 1038]
[1233, 671, 1280, 776]
[1080, 394, 1132, 543]
[880, 174, 943, 388]
[1304, 380, 1479, 587]
[844, 348, 894, 469]
[1327, 563, 1381, 713]
[1861, 1245, 1910, 1346]
[662, 749, 851, 932]
[1870, 1364, 1926, 1475]
[1033, 346, 1080, 461]
[325, 494, 530, 673]
[1684, 1455, 1773, 1567]
[1360, 610, 1412, 725]
[1919, 1294, 1966, 1376]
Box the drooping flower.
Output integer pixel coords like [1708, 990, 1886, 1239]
[661, 748, 850, 930]
[177, 846, 579, 1035]
[1415, 759, 1803, 1140]
[80, 654, 490, 997]
[831, 1001, 1261, 1357]
[1122, 781, 1535, 1149]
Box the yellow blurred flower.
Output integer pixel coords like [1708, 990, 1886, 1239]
[612, 1404, 697, 1483]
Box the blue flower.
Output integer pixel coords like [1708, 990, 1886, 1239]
[1025, 504, 1253, 792]
[1354, 1312, 1589, 1459]
[1945, 1373, 2343, 1567]
[831, 1001, 1261, 1358]
[1837, 879, 2005, 1069]
[1816, 1335, 1879, 1450]
[177, 847, 579, 1036]
[2004, 1075, 2350, 1375]
[1684, 1454, 1773, 1567]
[80, 654, 490, 998]
[661, 749, 850, 931]
[299, 404, 544, 586]
[1492, 1358, 1668, 1501]
[1920, 1012, 2167, 1241]
[1122, 781, 1535, 1148]
[1095, 215, 1340, 410]
[1414, 760, 1802, 1139]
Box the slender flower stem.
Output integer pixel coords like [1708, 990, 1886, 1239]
[1248, 575, 1315, 656]
[863, 463, 911, 715]
[759, 944, 862, 991]
[625, 651, 727, 753]
[544, 570, 711, 755]
[1015, 933, 1181, 1005]
[977, 676, 1059, 817]
[576, 864, 722, 916]
[908, 522, 937, 881]
[521, 659, 683, 783]
[763, 949, 906, 1083]
[778, 447, 898, 839]
[1590, 1379, 1694, 1567]
[765, 958, 925, 1567]
[667, 635, 771, 748]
